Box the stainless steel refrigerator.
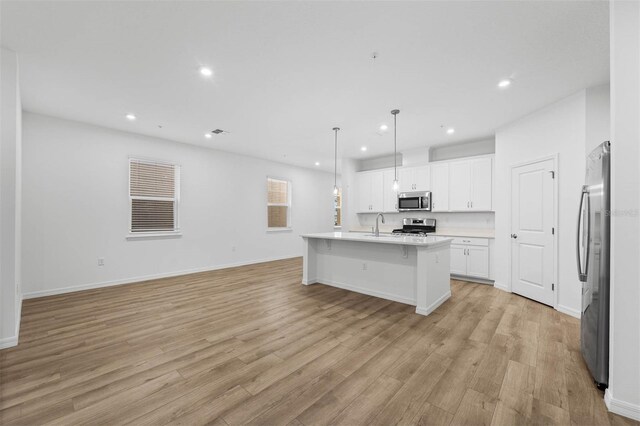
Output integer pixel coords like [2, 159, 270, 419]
[576, 140, 610, 390]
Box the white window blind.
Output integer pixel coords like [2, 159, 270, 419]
[267, 177, 291, 229]
[129, 159, 180, 233]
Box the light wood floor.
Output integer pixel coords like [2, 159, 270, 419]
[0, 258, 636, 426]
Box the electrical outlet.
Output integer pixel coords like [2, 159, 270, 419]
[232, 246, 236, 252]
[362, 263, 368, 271]
[97, 257, 105, 267]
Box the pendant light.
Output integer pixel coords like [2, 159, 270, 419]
[391, 109, 400, 192]
[332, 127, 340, 195]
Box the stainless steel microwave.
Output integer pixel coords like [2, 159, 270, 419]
[398, 191, 431, 211]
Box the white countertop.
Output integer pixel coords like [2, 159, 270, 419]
[302, 232, 453, 248]
[348, 226, 495, 239]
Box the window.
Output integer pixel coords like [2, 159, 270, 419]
[267, 177, 291, 229]
[129, 158, 180, 234]
[334, 188, 342, 227]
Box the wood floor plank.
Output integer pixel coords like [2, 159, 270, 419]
[1, 257, 632, 426]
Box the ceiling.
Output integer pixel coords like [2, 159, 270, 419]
[1, 1, 609, 171]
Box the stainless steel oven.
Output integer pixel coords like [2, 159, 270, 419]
[397, 191, 431, 211]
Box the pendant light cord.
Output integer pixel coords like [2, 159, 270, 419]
[394, 113, 397, 181]
[391, 109, 399, 182]
[333, 127, 340, 191]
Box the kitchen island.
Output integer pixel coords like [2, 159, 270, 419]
[301, 232, 452, 316]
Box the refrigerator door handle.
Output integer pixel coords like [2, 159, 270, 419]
[576, 185, 590, 282]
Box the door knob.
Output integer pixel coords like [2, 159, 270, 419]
[511, 233, 518, 239]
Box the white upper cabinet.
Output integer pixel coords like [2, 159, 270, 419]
[398, 166, 430, 192]
[448, 157, 493, 211]
[354, 155, 492, 214]
[382, 169, 399, 212]
[430, 163, 449, 212]
[469, 157, 493, 211]
[449, 161, 472, 210]
[355, 170, 384, 213]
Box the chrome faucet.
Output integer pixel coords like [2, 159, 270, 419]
[375, 213, 385, 237]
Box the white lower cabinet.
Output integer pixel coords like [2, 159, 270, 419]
[448, 238, 490, 279]
[450, 245, 468, 276]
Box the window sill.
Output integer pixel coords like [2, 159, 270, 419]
[126, 231, 182, 240]
[266, 227, 293, 233]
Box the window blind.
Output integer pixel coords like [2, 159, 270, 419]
[129, 159, 179, 232]
[267, 178, 290, 228]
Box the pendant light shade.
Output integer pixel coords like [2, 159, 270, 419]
[332, 127, 340, 195]
[391, 109, 400, 192]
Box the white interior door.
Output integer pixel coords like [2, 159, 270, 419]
[511, 158, 555, 306]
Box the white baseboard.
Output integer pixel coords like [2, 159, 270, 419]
[22, 255, 300, 299]
[1, 294, 23, 350]
[0, 335, 18, 350]
[451, 274, 494, 285]
[415, 290, 451, 316]
[493, 281, 510, 292]
[605, 388, 640, 421]
[310, 278, 416, 306]
[556, 304, 581, 319]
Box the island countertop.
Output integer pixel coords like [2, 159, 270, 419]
[301, 232, 453, 248]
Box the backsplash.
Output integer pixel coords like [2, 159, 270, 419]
[357, 211, 494, 229]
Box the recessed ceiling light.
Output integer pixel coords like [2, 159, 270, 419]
[125, 113, 136, 121]
[361, 146, 368, 152]
[379, 124, 388, 131]
[314, 161, 320, 166]
[498, 79, 512, 88]
[446, 128, 455, 135]
[199, 66, 213, 77]
[204, 133, 212, 139]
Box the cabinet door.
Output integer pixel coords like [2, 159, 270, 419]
[413, 166, 431, 191]
[470, 157, 493, 211]
[450, 245, 468, 275]
[398, 168, 415, 192]
[370, 171, 384, 212]
[449, 161, 471, 211]
[382, 169, 398, 212]
[430, 163, 449, 211]
[466, 246, 489, 278]
[355, 172, 372, 212]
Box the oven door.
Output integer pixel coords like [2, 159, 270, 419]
[398, 196, 420, 211]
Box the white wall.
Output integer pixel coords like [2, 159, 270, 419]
[429, 137, 495, 162]
[495, 91, 588, 317]
[606, 0, 640, 420]
[21, 112, 336, 297]
[586, 84, 611, 153]
[0, 47, 22, 348]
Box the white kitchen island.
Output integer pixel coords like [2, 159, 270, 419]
[301, 232, 452, 316]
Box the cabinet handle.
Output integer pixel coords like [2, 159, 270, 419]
[470, 201, 473, 208]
